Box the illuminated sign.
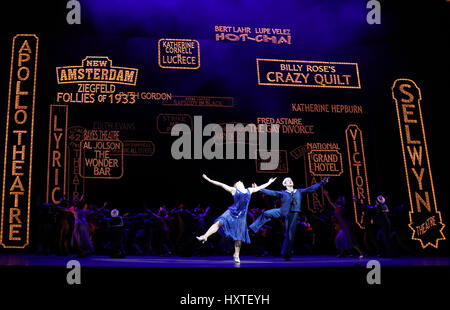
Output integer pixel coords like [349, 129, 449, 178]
[93, 121, 136, 132]
[291, 102, 363, 114]
[57, 90, 138, 104]
[80, 130, 124, 179]
[157, 113, 193, 134]
[122, 141, 155, 157]
[392, 78, 445, 248]
[345, 124, 371, 229]
[1, 34, 38, 248]
[164, 96, 235, 108]
[307, 143, 343, 177]
[46, 105, 68, 204]
[56, 55, 140, 103]
[138, 92, 173, 103]
[257, 59, 361, 89]
[67, 126, 85, 200]
[305, 176, 325, 213]
[56, 56, 138, 85]
[289, 145, 307, 160]
[215, 26, 292, 45]
[256, 117, 314, 135]
[158, 39, 200, 70]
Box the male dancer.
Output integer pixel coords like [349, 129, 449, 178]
[249, 177, 329, 260]
[354, 195, 392, 256]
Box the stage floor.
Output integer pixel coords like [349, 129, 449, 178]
[1, 254, 449, 268]
[1, 253, 449, 301]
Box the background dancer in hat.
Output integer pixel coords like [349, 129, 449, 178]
[354, 195, 393, 256]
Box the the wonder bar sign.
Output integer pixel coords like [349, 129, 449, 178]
[392, 79, 445, 249]
[1, 34, 38, 248]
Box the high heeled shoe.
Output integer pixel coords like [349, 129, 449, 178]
[233, 254, 240, 264]
[196, 236, 207, 243]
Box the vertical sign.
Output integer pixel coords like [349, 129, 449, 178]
[67, 126, 85, 200]
[345, 124, 371, 229]
[305, 175, 325, 213]
[46, 105, 68, 204]
[1, 34, 39, 248]
[392, 78, 445, 248]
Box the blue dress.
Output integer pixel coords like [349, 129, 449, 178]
[215, 188, 251, 243]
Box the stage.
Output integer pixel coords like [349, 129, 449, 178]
[0, 253, 448, 306]
[1, 1, 449, 306]
[1, 254, 449, 268]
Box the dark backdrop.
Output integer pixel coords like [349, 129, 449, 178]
[0, 0, 448, 255]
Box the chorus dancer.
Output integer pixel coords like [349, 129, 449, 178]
[249, 177, 329, 261]
[196, 174, 277, 263]
[354, 195, 393, 256]
[53, 197, 96, 257]
[323, 190, 365, 258]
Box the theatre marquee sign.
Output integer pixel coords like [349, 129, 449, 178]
[1, 34, 39, 248]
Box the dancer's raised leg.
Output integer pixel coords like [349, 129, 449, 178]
[249, 208, 281, 233]
[196, 221, 222, 243]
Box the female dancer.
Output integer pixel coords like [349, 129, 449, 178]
[196, 174, 276, 263]
[69, 202, 96, 257]
[324, 190, 364, 258]
[53, 196, 95, 257]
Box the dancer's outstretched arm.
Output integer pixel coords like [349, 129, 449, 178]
[352, 196, 372, 209]
[144, 206, 161, 219]
[98, 201, 108, 211]
[249, 177, 277, 194]
[53, 204, 72, 212]
[202, 174, 236, 195]
[259, 187, 282, 198]
[202, 206, 210, 217]
[323, 190, 338, 210]
[301, 177, 329, 193]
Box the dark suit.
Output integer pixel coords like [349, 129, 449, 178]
[249, 181, 324, 258]
[358, 201, 392, 256]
